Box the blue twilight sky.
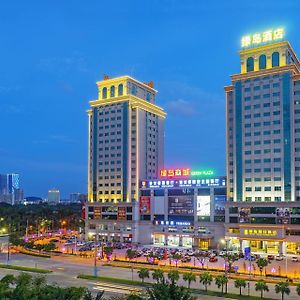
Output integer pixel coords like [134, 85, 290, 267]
[0, 0, 299, 198]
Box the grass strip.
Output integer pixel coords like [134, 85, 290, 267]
[0, 264, 52, 273]
[19, 249, 51, 258]
[78, 274, 149, 287]
[78, 274, 276, 300]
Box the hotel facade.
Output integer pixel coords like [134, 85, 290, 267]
[225, 30, 300, 255]
[85, 75, 165, 243]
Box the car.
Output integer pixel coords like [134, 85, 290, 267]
[209, 256, 218, 262]
[181, 256, 191, 263]
[275, 255, 284, 261]
[292, 256, 299, 262]
[219, 251, 226, 257]
[267, 255, 275, 260]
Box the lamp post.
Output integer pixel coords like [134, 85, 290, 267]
[220, 238, 229, 293]
[94, 231, 99, 277]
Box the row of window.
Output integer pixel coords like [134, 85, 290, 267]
[246, 52, 279, 72]
[98, 190, 122, 194]
[244, 129, 281, 136]
[244, 112, 281, 119]
[244, 120, 281, 128]
[244, 139, 282, 146]
[244, 168, 281, 173]
[244, 158, 281, 164]
[244, 82, 280, 90]
[101, 84, 124, 99]
[99, 109, 122, 115]
[245, 186, 282, 192]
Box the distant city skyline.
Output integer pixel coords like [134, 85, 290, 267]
[1, 1, 300, 197]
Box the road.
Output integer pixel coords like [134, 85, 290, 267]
[1, 253, 299, 299]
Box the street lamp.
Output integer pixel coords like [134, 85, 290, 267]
[220, 238, 229, 294]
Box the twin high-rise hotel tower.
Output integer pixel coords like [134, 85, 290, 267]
[85, 28, 300, 254]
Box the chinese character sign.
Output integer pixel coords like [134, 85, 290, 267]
[241, 28, 284, 48]
[160, 168, 190, 179]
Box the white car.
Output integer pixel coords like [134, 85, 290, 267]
[275, 255, 284, 261]
[292, 256, 299, 262]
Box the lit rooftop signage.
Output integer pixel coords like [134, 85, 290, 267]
[191, 169, 214, 177]
[160, 168, 190, 178]
[159, 168, 214, 179]
[241, 28, 284, 48]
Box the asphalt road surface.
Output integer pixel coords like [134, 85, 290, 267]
[0, 253, 299, 299]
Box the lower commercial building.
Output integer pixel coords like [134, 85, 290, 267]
[85, 169, 227, 249]
[225, 202, 300, 255]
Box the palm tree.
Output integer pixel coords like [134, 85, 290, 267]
[296, 284, 300, 296]
[167, 270, 180, 285]
[137, 268, 150, 283]
[183, 272, 196, 289]
[194, 252, 206, 269]
[152, 269, 164, 283]
[256, 258, 269, 277]
[199, 272, 213, 292]
[275, 282, 290, 300]
[172, 253, 182, 268]
[215, 275, 228, 294]
[234, 279, 246, 295]
[103, 246, 113, 261]
[255, 280, 269, 299]
[126, 249, 137, 261]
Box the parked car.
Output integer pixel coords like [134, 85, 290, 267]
[209, 256, 218, 262]
[291, 256, 299, 262]
[275, 255, 284, 261]
[267, 255, 275, 261]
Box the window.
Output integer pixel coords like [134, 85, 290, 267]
[110, 86, 115, 97]
[102, 87, 107, 99]
[272, 52, 280, 67]
[118, 84, 123, 96]
[247, 57, 254, 72]
[259, 55, 267, 69]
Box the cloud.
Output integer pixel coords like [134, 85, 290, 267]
[38, 51, 88, 73]
[33, 135, 75, 145]
[166, 99, 197, 116]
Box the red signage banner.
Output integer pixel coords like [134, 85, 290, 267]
[140, 196, 151, 214]
[117, 207, 126, 220]
[160, 168, 190, 179]
[94, 207, 101, 220]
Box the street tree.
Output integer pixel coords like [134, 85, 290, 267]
[296, 284, 300, 296]
[199, 272, 213, 292]
[275, 282, 290, 300]
[255, 280, 269, 299]
[215, 275, 228, 294]
[172, 253, 182, 268]
[126, 249, 137, 261]
[256, 258, 269, 277]
[183, 272, 196, 289]
[103, 246, 113, 261]
[152, 269, 164, 283]
[194, 252, 206, 269]
[137, 268, 150, 283]
[234, 278, 246, 295]
[167, 270, 180, 285]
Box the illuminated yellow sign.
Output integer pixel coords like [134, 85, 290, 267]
[241, 28, 284, 48]
[244, 229, 277, 237]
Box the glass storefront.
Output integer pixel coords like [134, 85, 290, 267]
[153, 234, 165, 246]
[249, 240, 279, 254]
[198, 239, 210, 250]
[168, 235, 180, 247]
[182, 237, 193, 248]
[286, 242, 300, 254]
